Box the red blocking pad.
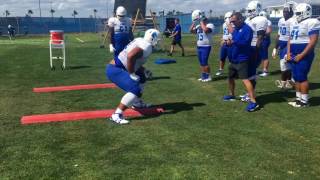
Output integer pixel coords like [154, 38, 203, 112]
[21, 107, 164, 125]
[33, 83, 117, 93]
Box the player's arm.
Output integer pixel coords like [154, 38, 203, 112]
[295, 34, 319, 62]
[200, 21, 212, 34]
[256, 30, 265, 49]
[189, 22, 196, 34]
[126, 47, 144, 74]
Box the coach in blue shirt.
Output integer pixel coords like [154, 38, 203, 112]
[169, 18, 185, 56]
[223, 12, 259, 112]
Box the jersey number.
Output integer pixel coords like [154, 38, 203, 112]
[280, 27, 286, 35]
[119, 25, 128, 32]
[198, 34, 204, 41]
[290, 29, 299, 40]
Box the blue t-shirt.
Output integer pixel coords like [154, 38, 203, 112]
[173, 24, 182, 41]
[230, 23, 253, 63]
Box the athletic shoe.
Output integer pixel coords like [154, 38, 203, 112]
[246, 101, 260, 112]
[198, 77, 204, 81]
[110, 113, 130, 124]
[240, 94, 250, 102]
[201, 76, 212, 82]
[288, 100, 309, 108]
[239, 93, 247, 98]
[132, 99, 152, 109]
[259, 71, 269, 77]
[275, 80, 285, 89]
[215, 70, 223, 76]
[223, 95, 236, 101]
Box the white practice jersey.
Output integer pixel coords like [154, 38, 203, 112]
[222, 22, 232, 40]
[108, 17, 132, 34]
[278, 17, 294, 42]
[196, 23, 215, 46]
[118, 38, 152, 72]
[246, 16, 268, 46]
[289, 18, 320, 44]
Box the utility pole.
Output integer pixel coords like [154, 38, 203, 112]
[39, 0, 42, 18]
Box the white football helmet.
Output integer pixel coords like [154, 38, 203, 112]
[192, 10, 205, 22]
[246, 1, 262, 19]
[295, 3, 312, 22]
[224, 11, 233, 22]
[144, 29, 161, 46]
[116, 6, 127, 19]
[259, 11, 268, 18]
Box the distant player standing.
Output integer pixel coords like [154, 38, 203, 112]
[216, 11, 233, 76]
[108, 6, 134, 56]
[240, 1, 268, 103]
[272, 2, 296, 89]
[258, 11, 272, 77]
[106, 29, 161, 124]
[168, 18, 185, 57]
[7, 24, 15, 40]
[190, 10, 215, 82]
[287, 3, 320, 107]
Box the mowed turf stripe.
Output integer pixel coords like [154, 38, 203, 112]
[21, 107, 164, 125]
[33, 83, 117, 93]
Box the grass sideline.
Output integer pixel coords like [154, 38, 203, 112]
[1, 32, 320, 179]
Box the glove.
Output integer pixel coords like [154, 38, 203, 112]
[109, 44, 115, 53]
[272, 48, 277, 59]
[130, 73, 140, 82]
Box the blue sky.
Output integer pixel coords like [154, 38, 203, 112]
[0, 0, 311, 18]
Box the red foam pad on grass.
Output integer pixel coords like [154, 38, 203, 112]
[21, 107, 164, 125]
[33, 83, 117, 93]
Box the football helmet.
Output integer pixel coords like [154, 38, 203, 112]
[144, 29, 161, 46]
[116, 6, 127, 19]
[295, 3, 312, 22]
[192, 10, 205, 22]
[224, 11, 233, 22]
[246, 1, 262, 19]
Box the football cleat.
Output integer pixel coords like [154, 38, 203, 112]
[259, 71, 268, 77]
[246, 101, 260, 112]
[110, 113, 130, 124]
[201, 76, 212, 82]
[223, 95, 236, 101]
[240, 94, 250, 102]
[288, 100, 309, 107]
[215, 70, 223, 76]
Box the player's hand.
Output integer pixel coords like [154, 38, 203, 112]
[294, 54, 303, 62]
[109, 44, 115, 53]
[130, 73, 140, 82]
[272, 48, 277, 59]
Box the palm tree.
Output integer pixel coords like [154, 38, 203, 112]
[72, 10, 78, 22]
[50, 9, 55, 19]
[5, 10, 10, 17]
[209, 9, 213, 18]
[27, 9, 33, 17]
[93, 9, 97, 19]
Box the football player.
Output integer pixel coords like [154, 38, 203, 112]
[190, 10, 215, 82]
[240, 1, 268, 104]
[258, 11, 272, 77]
[287, 3, 320, 107]
[216, 11, 233, 76]
[106, 29, 161, 124]
[108, 6, 134, 56]
[272, 2, 296, 89]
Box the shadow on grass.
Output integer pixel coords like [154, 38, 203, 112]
[257, 90, 295, 107]
[67, 65, 91, 70]
[309, 82, 320, 90]
[148, 76, 171, 81]
[268, 70, 281, 76]
[133, 102, 206, 121]
[309, 96, 320, 107]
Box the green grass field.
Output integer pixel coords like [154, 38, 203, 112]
[1, 32, 320, 179]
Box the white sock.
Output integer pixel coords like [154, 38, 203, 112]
[115, 108, 123, 114]
[296, 92, 302, 101]
[120, 92, 138, 107]
[301, 94, 309, 104]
